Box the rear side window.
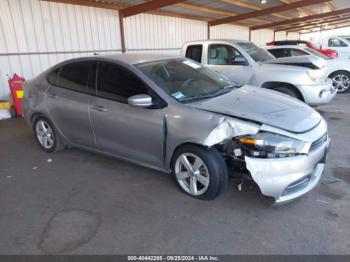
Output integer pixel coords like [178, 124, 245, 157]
[47, 68, 60, 85]
[185, 45, 203, 63]
[56, 61, 96, 93]
[268, 48, 292, 58]
[291, 49, 308, 56]
[97, 62, 148, 103]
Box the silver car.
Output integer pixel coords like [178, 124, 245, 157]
[265, 45, 350, 93]
[181, 40, 337, 106]
[23, 54, 330, 204]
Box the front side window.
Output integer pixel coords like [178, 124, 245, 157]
[208, 44, 248, 65]
[97, 62, 148, 103]
[57, 61, 95, 93]
[185, 45, 203, 63]
[237, 42, 274, 62]
[329, 38, 348, 47]
[135, 58, 235, 103]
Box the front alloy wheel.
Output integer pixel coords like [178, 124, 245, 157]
[171, 145, 228, 200]
[332, 73, 350, 93]
[175, 153, 210, 196]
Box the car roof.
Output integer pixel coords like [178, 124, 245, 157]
[266, 45, 307, 50]
[184, 39, 249, 45]
[97, 53, 181, 64]
[271, 40, 307, 44]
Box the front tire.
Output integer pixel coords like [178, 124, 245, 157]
[330, 71, 350, 93]
[171, 145, 228, 200]
[33, 117, 64, 153]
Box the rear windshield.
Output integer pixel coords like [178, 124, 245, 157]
[305, 47, 330, 60]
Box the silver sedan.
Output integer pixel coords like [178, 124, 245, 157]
[23, 54, 330, 204]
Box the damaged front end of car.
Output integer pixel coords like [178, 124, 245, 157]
[207, 117, 330, 204]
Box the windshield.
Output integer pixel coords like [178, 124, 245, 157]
[305, 47, 330, 59]
[237, 42, 274, 62]
[135, 58, 235, 103]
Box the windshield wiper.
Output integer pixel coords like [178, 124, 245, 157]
[181, 85, 236, 103]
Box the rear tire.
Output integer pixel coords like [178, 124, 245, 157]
[171, 145, 228, 200]
[330, 71, 350, 93]
[33, 117, 65, 153]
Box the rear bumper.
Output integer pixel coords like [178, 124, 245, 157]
[245, 136, 330, 204]
[297, 79, 337, 106]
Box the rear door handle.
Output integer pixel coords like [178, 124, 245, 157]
[91, 105, 107, 112]
[47, 92, 57, 99]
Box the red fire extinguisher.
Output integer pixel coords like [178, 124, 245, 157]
[8, 73, 25, 117]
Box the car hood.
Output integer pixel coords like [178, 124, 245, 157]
[264, 55, 326, 69]
[326, 58, 350, 68]
[189, 85, 321, 133]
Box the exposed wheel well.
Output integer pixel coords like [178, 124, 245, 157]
[329, 70, 350, 78]
[170, 142, 210, 167]
[261, 82, 304, 101]
[30, 113, 46, 127]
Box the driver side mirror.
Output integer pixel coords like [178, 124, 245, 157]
[231, 56, 249, 66]
[128, 94, 153, 108]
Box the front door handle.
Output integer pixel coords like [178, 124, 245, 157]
[91, 105, 107, 112]
[47, 92, 57, 99]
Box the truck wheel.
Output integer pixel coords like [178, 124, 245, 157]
[171, 145, 228, 200]
[273, 86, 299, 99]
[330, 71, 350, 93]
[33, 117, 65, 153]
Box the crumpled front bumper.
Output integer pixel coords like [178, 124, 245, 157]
[297, 78, 337, 106]
[245, 136, 330, 204]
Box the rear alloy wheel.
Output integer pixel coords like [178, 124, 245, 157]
[171, 145, 228, 200]
[331, 72, 350, 93]
[34, 117, 64, 153]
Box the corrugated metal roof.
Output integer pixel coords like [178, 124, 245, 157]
[160, 5, 223, 19]
[98, 0, 350, 30]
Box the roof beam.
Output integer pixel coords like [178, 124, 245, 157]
[209, 0, 329, 26]
[221, 0, 291, 20]
[176, 2, 271, 25]
[43, 0, 126, 9]
[287, 18, 350, 32]
[250, 7, 350, 30]
[275, 13, 350, 29]
[301, 23, 350, 34]
[120, 0, 186, 18]
[277, 15, 350, 31]
[42, 0, 209, 21]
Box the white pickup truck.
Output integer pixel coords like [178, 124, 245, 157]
[181, 39, 336, 106]
[320, 36, 350, 59]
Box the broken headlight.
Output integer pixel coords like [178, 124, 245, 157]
[237, 132, 305, 158]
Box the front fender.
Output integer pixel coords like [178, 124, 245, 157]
[164, 106, 260, 170]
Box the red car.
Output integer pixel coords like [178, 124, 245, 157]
[266, 40, 338, 59]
